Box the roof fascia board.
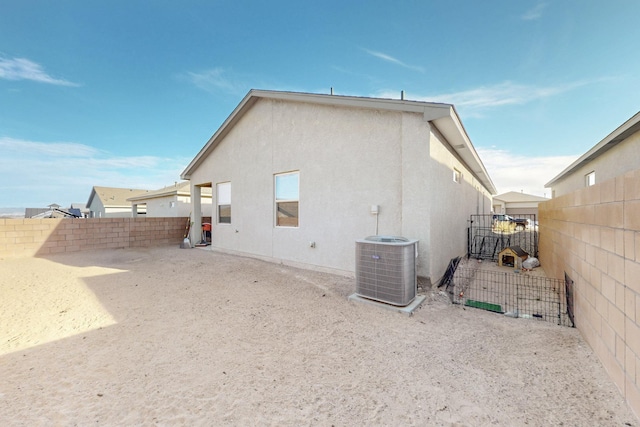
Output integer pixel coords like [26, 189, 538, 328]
[181, 91, 259, 179]
[251, 89, 453, 115]
[546, 111, 640, 187]
[431, 109, 497, 195]
[86, 187, 96, 208]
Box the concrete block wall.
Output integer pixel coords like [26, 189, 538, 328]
[0, 217, 188, 258]
[539, 169, 640, 418]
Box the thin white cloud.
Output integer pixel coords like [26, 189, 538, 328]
[478, 147, 577, 197]
[426, 81, 592, 109]
[0, 137, 189, 207]
[522, 3, 547, 21]
[0, 56, 79, 86]
[375, 79, 606, 114]
[362, 48, 424, 72]
[0, 137, 102, 157]
[182, 67, 247, 95]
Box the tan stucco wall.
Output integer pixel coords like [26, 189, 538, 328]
[551, 131, 640, 197]
[427, 128, 492, 279]
[140, 195, 212, 218]
[539, 169, 640, 418]
[0, 217, 187, 258]
[190, 98, 491, 281]
[104, 207, 137, 218]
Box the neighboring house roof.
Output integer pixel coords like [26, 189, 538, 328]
[493, 191, 549, 203]
[70, 203, 89, 215]
[180, 89, 497, 195]
[86, 186, 150, 208]
[25, 208, 49, 218]
[545, 111, 640, 188]
[31, 208, 80, 219]
[127, 181, 212, 203]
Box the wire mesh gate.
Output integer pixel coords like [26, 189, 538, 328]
[468, 214, 538, 261]
[447, 267, 574, 327]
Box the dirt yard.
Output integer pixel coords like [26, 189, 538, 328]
[0, 247, 636, 426]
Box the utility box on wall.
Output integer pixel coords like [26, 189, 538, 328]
[355, 236, 418, 306]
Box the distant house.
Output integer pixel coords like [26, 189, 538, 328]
[127, 181, 213, 217]
[492, 191, 549, 218]
[25, 207, 49, 218]
[86, 186, 150, 218]
[27, 204, 89, 219]
[546, 111, 640, 197]
[29, 207, 81, 219]
[70, 203, 90, 218]
[181, 89, 496, 282]
[25, 204, 61, 218]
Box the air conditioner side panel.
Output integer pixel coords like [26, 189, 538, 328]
[355, 241, 417, 306]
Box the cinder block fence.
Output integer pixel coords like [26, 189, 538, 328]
[0, 217, 189, 258]
[539, 169, 640, 419]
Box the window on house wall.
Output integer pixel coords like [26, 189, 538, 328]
[217, 182, 231, 224]
[453, 168, 462, 183]
[585, 171, 595, 187]
[275, 171, 299, 227]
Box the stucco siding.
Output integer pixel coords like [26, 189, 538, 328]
[194, 99, 409, 273]
[400, 113, 432, 277]
[88, 198, 105, 218]
[104, 207, 136, 218]
[427, 129, 492, 280]
[189, 96, 492, 280]
[552, 131, 640, 197]
[141, 195, 207, 217]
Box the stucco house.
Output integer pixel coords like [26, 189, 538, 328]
[492, 191, 549, 218]
[181, 90, 496, 283]
[127, 181, 213, 218]
[70, 203, 90, 218]
[86, 186, 149, 218]
[545, 111, 640, 197]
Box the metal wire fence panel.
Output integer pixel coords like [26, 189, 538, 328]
[450, 267, 573, 327]
[468, 214, 538, 261]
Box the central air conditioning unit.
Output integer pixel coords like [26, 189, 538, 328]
[355, 236, 418, 306]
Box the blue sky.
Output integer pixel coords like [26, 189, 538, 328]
[1, 1, 639, 208]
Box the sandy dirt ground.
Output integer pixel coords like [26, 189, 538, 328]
[0, 246, 636, 426]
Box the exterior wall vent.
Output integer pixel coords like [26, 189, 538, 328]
[355, 236, 418, 306]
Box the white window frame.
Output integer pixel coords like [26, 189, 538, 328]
[585, 171, 595, 187]
[275, 171, 299, 228]
[453, 168, 462, 183]
[217, 182, 231, 224]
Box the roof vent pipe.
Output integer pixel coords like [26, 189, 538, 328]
[401, 90, 405, 100]
[330, 87, 334, 95]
